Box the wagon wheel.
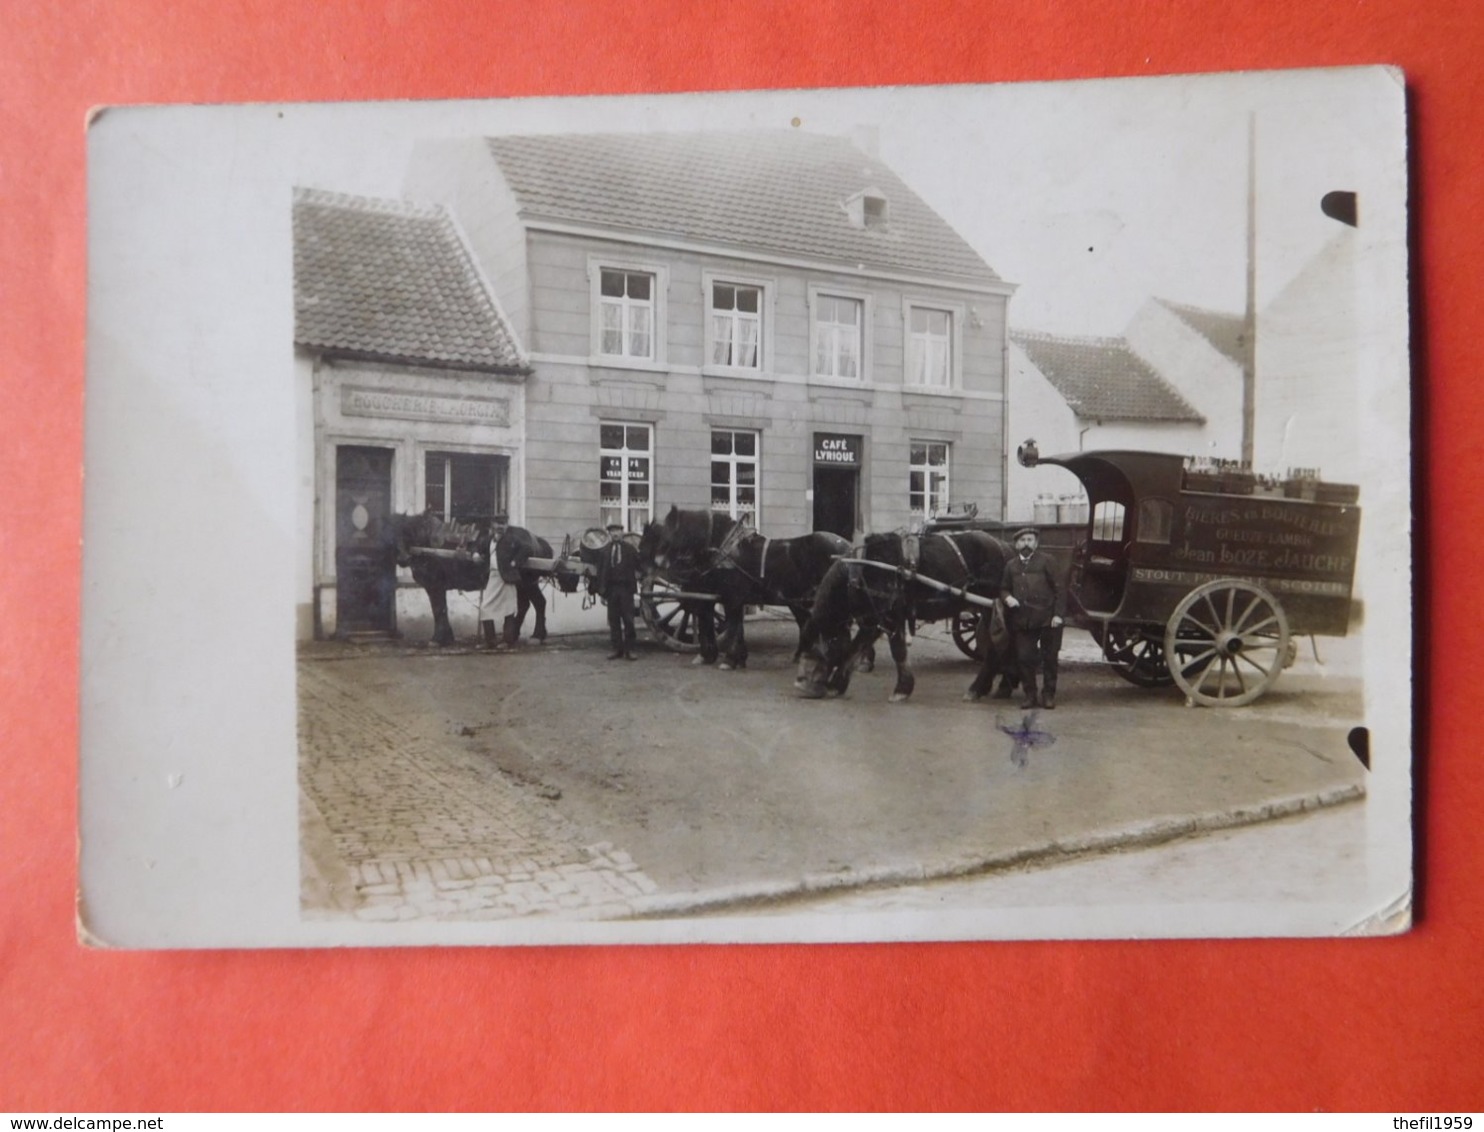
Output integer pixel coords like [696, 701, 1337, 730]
[1163, 579, 1290, 707]
[951, 607, 985, 659]
[639, 576, 733, 653]
[1091, 622, 1175, 687]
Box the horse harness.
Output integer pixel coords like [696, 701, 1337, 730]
[845, 532, 981, 622]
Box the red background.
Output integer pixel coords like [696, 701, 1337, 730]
[3, 1, 1476, 1112]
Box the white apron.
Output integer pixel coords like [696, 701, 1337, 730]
[478, 541, 519, 622]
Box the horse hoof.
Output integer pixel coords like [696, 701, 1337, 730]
[692, 655, 712, 667]
[717, 661, 733, 672]
[889, 693, 911, 704]
[963, 692, 984, 703]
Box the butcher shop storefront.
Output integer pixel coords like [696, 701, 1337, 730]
[293, 187, 533, 642]
[307, 360, 528, 640]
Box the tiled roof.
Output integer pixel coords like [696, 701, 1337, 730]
[293, 188, 528, 373]
[1013, 330, 1204, 423]
[1156, 299, 1248, 367]
[484, 131, 1001, 285]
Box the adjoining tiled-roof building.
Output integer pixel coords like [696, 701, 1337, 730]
[406, 129, 1016, 551]
[295, 189, 529, 373]
[1013, 331, 1204, 425]
[1006, 298, 1245, 522]
[293, 187, 532, 639]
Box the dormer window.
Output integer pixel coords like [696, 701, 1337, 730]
[845, 189, 890, 230]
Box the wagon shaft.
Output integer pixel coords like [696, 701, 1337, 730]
[833, 556, 1000, 609]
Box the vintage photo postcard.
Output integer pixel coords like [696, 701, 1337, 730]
[80, 67, 1411, 948]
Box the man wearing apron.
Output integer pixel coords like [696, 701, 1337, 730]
[478, 514, 519, 651]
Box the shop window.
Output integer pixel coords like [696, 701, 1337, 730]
[711, 430, 759, 526]
[599, 422, 653, 533]
[425, 452, 506, 525]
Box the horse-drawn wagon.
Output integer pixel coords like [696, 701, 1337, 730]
[1016, 440, 1362, 707]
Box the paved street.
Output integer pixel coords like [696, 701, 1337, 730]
[300, 660, 660, 922]
[299, 613, 1367, 926]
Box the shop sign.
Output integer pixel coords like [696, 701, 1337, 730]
[813, 434, 861, 467]
[601, 455, 650, 479]
[342, 385, 511, 427]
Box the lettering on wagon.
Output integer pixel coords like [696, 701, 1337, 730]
[1172, 499, 1353, 575]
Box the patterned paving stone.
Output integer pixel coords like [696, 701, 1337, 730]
[299, 661, 659, 920]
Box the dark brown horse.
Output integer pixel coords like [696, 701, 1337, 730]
[638, 506, 851, 669]
[493, 525, 554, 644]
[386, 512, 488, 646]
[387, 513, 550, 646]
[794, 529, 1015, 702]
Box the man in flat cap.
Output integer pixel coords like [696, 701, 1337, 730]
[1001, 526, 1065, 709]
[595, 522, 640, 660]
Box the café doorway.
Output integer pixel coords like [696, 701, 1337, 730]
[813, 465, 858, 541]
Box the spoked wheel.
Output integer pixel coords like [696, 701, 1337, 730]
[1091, 621, 1175, 687]
[639, 576, 732, 653]
[1164, 579, 1290, 707]
[951, 607, 985, 659]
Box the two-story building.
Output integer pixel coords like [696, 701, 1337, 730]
[403, 129, 1015, 542]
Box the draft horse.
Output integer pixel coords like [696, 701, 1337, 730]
[638, 506, 852, 669]
[492, 525, 554, 646]
[387, 512, 550, 646]
[794, 529, 1016, 702]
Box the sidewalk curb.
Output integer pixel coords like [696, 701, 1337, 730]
[609, 784, 1366, 920]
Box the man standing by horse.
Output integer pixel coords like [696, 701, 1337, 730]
[1001, 526, 1065, 709]
[596, 522, 640, 661]
[478, 513, 518, 651]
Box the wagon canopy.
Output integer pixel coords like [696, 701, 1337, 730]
[1024, 449, 1186, 507]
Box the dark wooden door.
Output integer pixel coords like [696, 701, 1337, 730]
[334, 445, 396, 635]
[813, 466, 858, 541]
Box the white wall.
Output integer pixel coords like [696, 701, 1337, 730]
[1005, 342, 1087, 522]
[1254, 231, 1360, 482]
[1124, 300, 1243, 460]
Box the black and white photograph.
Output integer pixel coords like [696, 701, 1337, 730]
[80, 68, 1411, 947]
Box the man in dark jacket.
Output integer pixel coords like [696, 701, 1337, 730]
[1001, 526, 1065, 709]
[596, 523, 640, 660]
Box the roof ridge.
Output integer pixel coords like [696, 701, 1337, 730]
[1011, 327, 1126, 348]
[1154, 296, 1243, 322]
[293, 185, 445, 221]
[477, 130, 1001, 284]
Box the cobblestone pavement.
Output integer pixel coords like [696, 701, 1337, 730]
[298, 618, 1368, 931]
[298, 661, 659, 922]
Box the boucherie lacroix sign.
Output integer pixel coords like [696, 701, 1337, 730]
[813, 434, 861, 467]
